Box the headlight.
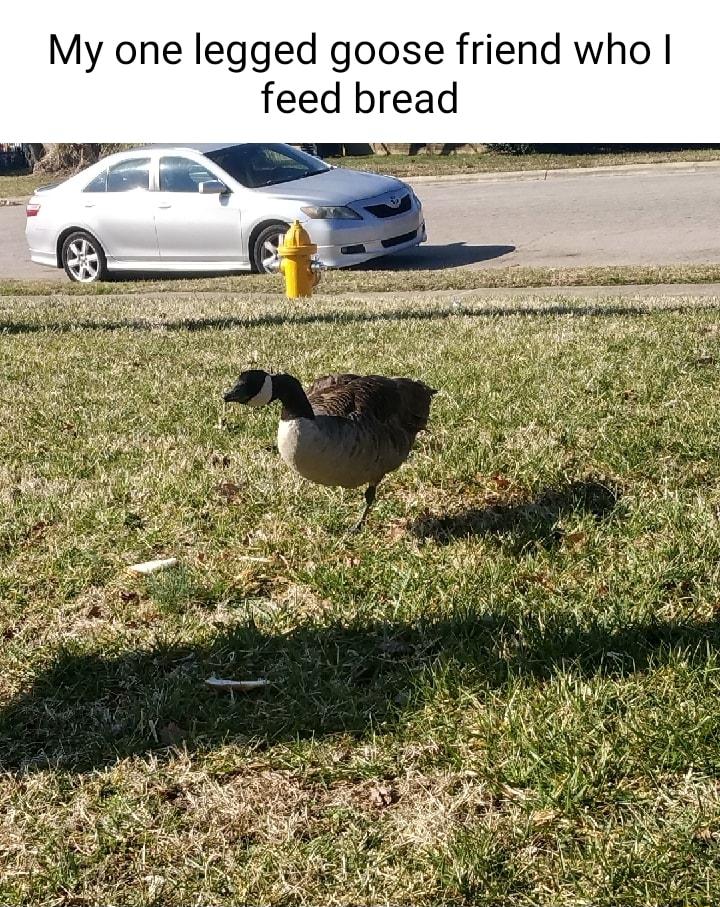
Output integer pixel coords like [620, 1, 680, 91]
[301, 205, 361, 220]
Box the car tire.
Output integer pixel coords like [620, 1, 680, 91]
[60, 230, 107, 283]
[252, 222, 289, 274]
[61, 231, 108, 283]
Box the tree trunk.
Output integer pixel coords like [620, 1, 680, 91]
[21, 144, 46, 170]
[35, 143, 103, 173]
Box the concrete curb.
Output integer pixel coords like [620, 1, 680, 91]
[409, 159, 720, 186]
[5, 283, 720, 302]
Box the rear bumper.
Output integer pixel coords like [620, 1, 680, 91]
[27, 219, 60, 268]
[30, 250, 59, 268]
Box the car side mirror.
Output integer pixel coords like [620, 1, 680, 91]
[199, 180, 229, 195]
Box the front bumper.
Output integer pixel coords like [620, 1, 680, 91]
[308, 200, 427, 268]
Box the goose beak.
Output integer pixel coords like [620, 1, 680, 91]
[223, 384, 250, 404]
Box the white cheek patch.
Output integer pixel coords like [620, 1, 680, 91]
[247, 374, 273, 407]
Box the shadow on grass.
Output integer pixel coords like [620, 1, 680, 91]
[411, 479, 622, 549]
[2, 303, 720, 338]
[2, 599, 718, 774]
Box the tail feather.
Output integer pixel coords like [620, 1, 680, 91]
[392, 378, 437, 435]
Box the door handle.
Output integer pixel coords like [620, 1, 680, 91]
[157, 204, 172, 209]
[83, 203, 95, 208]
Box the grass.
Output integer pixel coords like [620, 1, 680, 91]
[328, 148, 720, 178]
[0, 169, 64, 200]
[4, 147, 720, 199]
[3, 287, 720, 904]
[5, 263, 720, 299]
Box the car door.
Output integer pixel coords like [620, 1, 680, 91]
[82, 156, 159, 262]
[153, 156, 244, 263]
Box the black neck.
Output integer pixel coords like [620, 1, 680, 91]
[272, 374, 315, 420]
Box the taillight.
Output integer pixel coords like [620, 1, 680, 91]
[26, 203, 41, 217]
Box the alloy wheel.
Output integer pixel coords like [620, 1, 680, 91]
[65, 238, 101, 282]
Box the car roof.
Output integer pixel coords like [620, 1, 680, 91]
[143, 143, 244, 153]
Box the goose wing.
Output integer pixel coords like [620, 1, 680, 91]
[307, 374, 436, 435]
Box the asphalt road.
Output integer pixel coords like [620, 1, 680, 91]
[2, 166, 720, 281]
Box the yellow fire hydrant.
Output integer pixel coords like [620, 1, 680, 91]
[278, 220, 323, 298]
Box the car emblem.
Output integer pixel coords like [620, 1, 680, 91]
[388, 196, 402, 208]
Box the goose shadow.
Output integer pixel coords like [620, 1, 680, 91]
[410, 478, 623, 549]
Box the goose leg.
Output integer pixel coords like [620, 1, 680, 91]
[348, 484, 377, 534]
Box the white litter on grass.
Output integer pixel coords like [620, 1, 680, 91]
[205, 676, 270, 692]
[127, 558, 178, 575]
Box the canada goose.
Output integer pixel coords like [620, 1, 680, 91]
[224, 370, 436, 531]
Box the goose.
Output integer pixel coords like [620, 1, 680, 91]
[223, 370, 436, 531]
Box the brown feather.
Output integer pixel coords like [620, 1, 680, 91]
[306, 374, 436, 439]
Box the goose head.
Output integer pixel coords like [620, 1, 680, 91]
[224, 370, 315, 419]
[224, 369, 274, 407]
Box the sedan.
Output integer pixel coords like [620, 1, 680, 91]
[25, 143, 426, 282]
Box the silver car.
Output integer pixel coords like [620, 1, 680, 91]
[25, 143, 426, 282]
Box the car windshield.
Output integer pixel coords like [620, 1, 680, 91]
[205, 143, 330, 189]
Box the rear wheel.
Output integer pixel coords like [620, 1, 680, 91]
[252, 223, 288, 274]
[61, 231, 108, 283]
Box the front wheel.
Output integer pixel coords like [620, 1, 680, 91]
[252, 223, 288, 274]
[61, 231, 108, 283]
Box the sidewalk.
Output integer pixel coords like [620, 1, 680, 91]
[409, 159, 720, 184]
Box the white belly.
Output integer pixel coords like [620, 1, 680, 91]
[277, 417, 397, 488]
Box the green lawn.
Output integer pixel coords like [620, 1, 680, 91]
[3, 288, 720, 904]
[0, 170, 64, 199]
[5, 263, 720, 298]
[328, 148, 720, 178]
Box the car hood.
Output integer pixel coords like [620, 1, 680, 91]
[251, 167, 405, 204]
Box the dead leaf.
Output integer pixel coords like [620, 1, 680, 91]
[695, 825, 715, 843]
[520, 571, 557, 592]
[119, 589, 140, 605]
[217, 481, 242, 503]
[211, 452, 231, 468]
[500, 784, 532, 802]
[160, 784, 185, 803]
[86, 603, 103, 619]
[530, 808, 558, 826]
[695, 355, 716, 366]
[369, 783, 397, 808]
[563, 531, 587, 549]
[491, 473, 513, 490]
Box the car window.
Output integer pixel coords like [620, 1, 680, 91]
[106, 158, 151, 192]
[206, 143, 329, 189]
[159, 156, 221, 193]
[84, 170, 107, 192]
